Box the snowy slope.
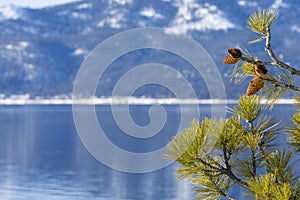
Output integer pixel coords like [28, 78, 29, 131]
[0, 0, 299, 99]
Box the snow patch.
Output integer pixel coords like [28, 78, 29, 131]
[24, 63, 34, 70]
[169, 1, 235, 34]
[0, 0, 81, 9]
[270, 0, 288, 10]
[109, 0, 134, 6]
[0, 5, 22, 21]
[76, 3, 92, 9]
[24, 64, 37, 81]
[71, 12, 91, 20]
[1, 41, 32, 68]
[19, 41, 29, 48]
[97, 9, 126, 29]
[97, 0, 133, 29]
[5, 41, 29, 51]
[140, 7, 163, 19]
[291, 25, 300, 33]
[5, 44, 13, 50]
[238, 0, 258, 7]
[0, 96, 294, 105]
[73, 48, 88, 56]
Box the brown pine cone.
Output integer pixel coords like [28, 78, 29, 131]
[255, 63, 268, 76]
[246, 77, 264, 96]
[223, 55, 239, 64]
[228, 48, 242, 58]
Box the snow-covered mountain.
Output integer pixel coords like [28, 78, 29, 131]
[0, 0, 299, 99]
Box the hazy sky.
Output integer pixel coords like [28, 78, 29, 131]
[0, 0, 80, 8]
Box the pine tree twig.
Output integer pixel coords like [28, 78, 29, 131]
[249, 121, 254, 132]
[217, 184, 236, 200]
[203, 169, 221, 175]
[241, 26, 300, 76]
[258, 142, 266, 157]
[240, 57, 275, 66]
[249, 122, 257, 178]
[204, 171, 236, 200]
[221, 192, 236, 200]
[261, 76, 300, 92]
[223, 144, 232, 171]
[219, 167, 249, 191]
[265, 26, 300, 76]
[251, 150, 257, 178]
[198, 157, 220, 171]
[198, 158, 250, 190]
[208, 155, 226, 170]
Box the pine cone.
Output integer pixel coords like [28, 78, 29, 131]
[223, 48, 242, 64]
[228, 48, 242, 58]
[246, 77, 264, 96]
[223, 55, 239, 64]
[255, 63, 268, 76]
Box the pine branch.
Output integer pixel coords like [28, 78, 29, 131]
[220, 167, 250, 191]
[203, 171, 236, 200]
[250, 150, 256, 177]
[232, 54, 300, 94]
[198, 157, 220, 171]
[240, 57, 275, 66]
[202, 169, 222, 177]
[219, 189, 236, 200]
[223, 143, 232, 171]
[198, 158, 250, 190]
[249, 119, 257, 178]
[261, 76, 300, 92]
[240, 57, 300, 92]
[265, 26, 300, 76]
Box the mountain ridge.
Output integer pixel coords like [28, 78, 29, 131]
[0, 0, 299, 99]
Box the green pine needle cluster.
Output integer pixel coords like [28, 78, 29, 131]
[165, 96, 300, 199]
[266, 150, 296, 184]
[229, 95, 262, 123]
[247, 174, 292, 200]
[263, 70, 293, 106]
[229, 62, 256, 84]
[247, 9, 277, 35]
[286, 97, 300, 152]
[191, 175, 232, 200]
[247, 10, 277, 44]
[287, 111, 300, 152]
[246, 149, 300, 200]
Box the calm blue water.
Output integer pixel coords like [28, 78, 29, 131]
[0, 104, 296, 200]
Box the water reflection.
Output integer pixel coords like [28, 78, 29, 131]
[0, 104, 294, 199]
[0, 105, 193, 200]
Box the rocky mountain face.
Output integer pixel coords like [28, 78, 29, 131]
[0, 0, 299, 99]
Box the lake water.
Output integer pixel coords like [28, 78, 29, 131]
[0, 104, 296, 200]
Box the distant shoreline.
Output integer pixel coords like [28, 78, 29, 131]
[0, 97, 296, 105]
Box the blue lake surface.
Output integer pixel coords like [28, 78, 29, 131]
[0, 104, 296, 200]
